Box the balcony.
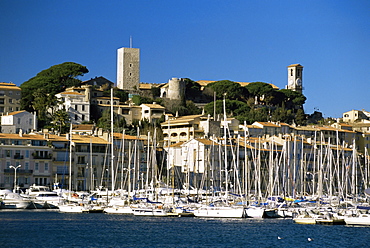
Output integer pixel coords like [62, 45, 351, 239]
[14, 154, 24, 159]
[3, 169, 33, 174]
[32, 153, 52, 160]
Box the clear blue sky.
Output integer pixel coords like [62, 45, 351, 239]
[1, 0, 369, 118]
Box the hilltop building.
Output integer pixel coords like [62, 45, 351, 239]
[0, 82, 21, 114]
[160, 78, 186, 101]
[342, 109, 370, 123]
[286, 64, 303, 93]
[117, 47, 140, 92]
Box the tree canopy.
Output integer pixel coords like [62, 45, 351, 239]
[20, 62, 88, 112]
[204, 80, 249, 101]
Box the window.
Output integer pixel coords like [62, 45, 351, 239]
[81, 115, 85, 121]
[0, 91, 4, 96]
[24, 177, 29, 184]
[45, 163, 49, 171]
[9, 99, 13, 104]
[9, 91, 13, 95]
[25, 162, 29, 170]
[35, 163, 39, 171]
[5, 150, 11, 157]
[75, 114, 78, 120]
[17, 118, 21, 124]
[25, 150, 29, 158]
[78, 156, 85, 164]
[0, 99, 4, 104]
[290, 69, 293, 76]
[6, 161, 10, 168]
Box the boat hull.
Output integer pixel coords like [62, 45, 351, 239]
[194, 207, 245, 218]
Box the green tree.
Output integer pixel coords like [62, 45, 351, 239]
[184, 78, 204, 102]
[204, 80, 248, 101]
[245, 82, 275, 105]
[278, 89, 306, 110]
[96, 109, 126, 132]
[271, 107, 294, 124]
[51, 109, 70, 133]
[20, 62, 88, 112]
[204, 99, 250, 119]
[295, 108, 307, 126]
[185, 100, 202, 115]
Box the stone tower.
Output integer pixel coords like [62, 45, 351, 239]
[168, 78, 185, 101]
[287, 64, 303, 93]
[117, 47, 140, 91]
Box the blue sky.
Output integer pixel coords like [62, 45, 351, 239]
[1, 0, 369, 118]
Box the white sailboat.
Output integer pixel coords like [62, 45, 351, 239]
[344, 213, 370, 226]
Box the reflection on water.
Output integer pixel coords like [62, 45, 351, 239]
[0, 210, 369, 248]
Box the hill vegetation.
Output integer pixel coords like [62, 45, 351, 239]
[19, 63, 308, 134]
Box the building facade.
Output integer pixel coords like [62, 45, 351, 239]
[1, 111, 36, 134]
[286, 64, 303, 93]
[117, 47, 140, 91]
[0, 82, 21, 114]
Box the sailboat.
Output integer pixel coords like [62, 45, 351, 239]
[59, 126, 91, 213]
[193, 96, 245, 218]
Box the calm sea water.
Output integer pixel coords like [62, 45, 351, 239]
[0, 210, 369, 248]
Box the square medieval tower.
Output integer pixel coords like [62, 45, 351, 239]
[117, 47, 140, 91]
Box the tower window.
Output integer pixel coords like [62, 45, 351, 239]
[291, 69, 293, 76]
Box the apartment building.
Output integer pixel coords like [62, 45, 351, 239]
[0, 82, 21, 114]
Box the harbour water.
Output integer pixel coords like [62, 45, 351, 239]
[0, 210, 369, 248]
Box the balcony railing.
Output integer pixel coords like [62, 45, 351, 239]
[3, 169, 33, 174]
[14, 155, 24, 159]
[32, 153, 52, 159]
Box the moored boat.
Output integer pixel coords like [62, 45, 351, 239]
[344, 213, 370, 226]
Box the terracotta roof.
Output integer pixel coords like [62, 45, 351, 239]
[170, 142, 185, 148]
[141, 104, 165, 109]
[195, 138, 219, 146]
[72, 124, 94, 131]
[256, 122, 280, 127]
[95, 96, 120, 100]
[139, 83, 153, 90]
[0, 82, 21, 90]
[196, 80, 279, 89]
[287, 64, 303, 67]
[112, 132, 145, 141]
[60, 91, 84, 96]
[3, 110, 27, 116]
[0, 133, 45, 140]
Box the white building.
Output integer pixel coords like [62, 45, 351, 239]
[140, 103, 165, 123]
[55, 91, 90, 124]
[1, 110, 36, 134]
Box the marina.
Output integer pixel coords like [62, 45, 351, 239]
[0, 209, 369, 248]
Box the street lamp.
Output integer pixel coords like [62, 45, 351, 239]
[9, 165, 21, 193]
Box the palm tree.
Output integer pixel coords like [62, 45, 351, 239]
[52, 109, 70, 133]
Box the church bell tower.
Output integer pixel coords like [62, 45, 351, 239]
[287, 64, 303, 93]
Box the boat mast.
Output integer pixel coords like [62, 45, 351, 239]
[110, 88, 115, 192]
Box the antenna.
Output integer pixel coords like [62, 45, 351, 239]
[130, 36, 132, 48]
